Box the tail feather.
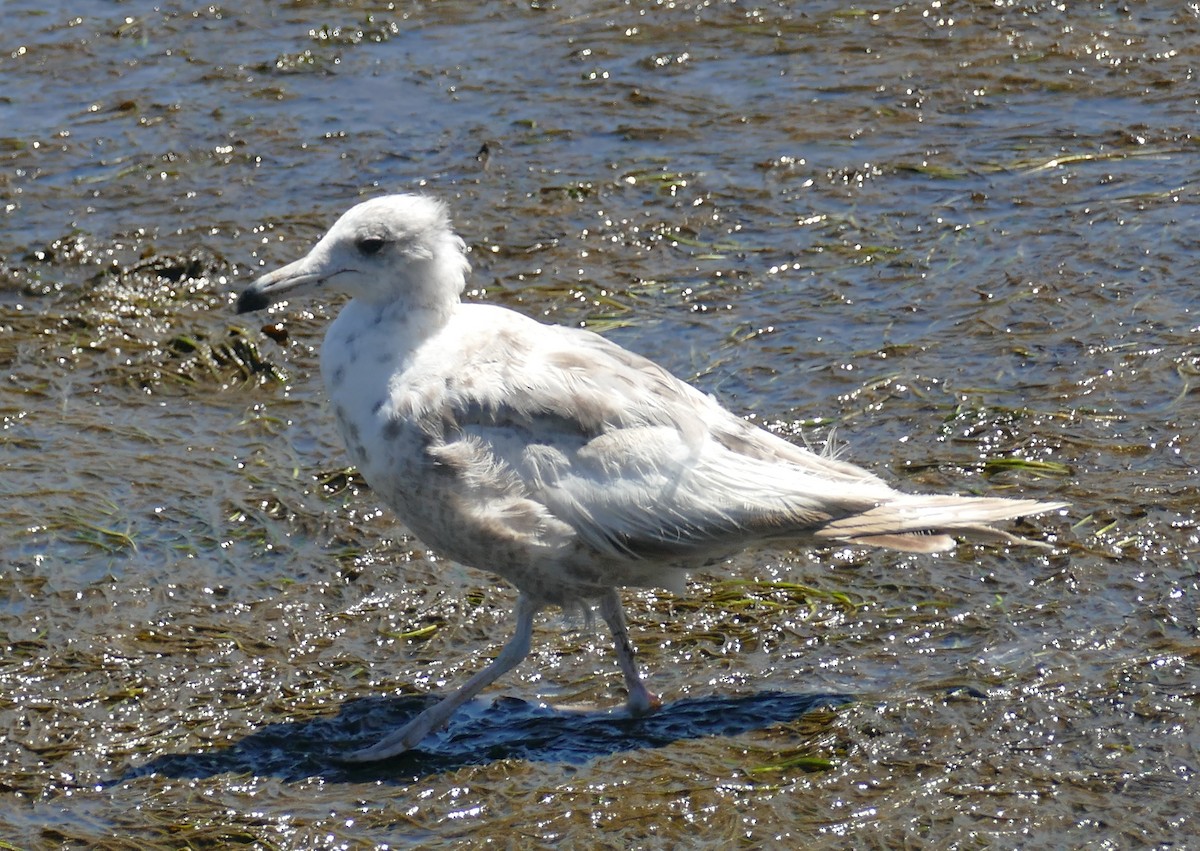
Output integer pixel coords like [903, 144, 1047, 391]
[814, 495, 1066, 553]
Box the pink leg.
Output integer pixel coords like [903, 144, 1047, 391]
[343, 593, 542, 762]
[598, 588, 661, 716]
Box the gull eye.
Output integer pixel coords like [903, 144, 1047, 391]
[356, 236, 387, 256]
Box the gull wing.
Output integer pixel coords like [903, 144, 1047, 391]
[424, 315, 892, 563]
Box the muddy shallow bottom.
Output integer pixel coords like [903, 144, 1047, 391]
[2, 2, 1198, 848]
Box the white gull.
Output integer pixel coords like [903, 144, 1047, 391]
[236, 194, 1065, 762]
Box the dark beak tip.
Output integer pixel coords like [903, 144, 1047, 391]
[235, 288, 270, 315]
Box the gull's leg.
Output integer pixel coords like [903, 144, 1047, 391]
[343, 593, 541, 762]
[598, 588, 661, 716]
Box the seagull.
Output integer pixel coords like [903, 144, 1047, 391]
[236, 194, 1065, 762]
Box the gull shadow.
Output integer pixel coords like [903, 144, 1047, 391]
[113, 690, 851, 785]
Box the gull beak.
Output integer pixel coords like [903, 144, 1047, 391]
[236, 256, 324, 314]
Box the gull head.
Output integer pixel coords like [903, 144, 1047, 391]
[236, 194, 470, 316]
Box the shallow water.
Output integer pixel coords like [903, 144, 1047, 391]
[2, 2, 1198, 848]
